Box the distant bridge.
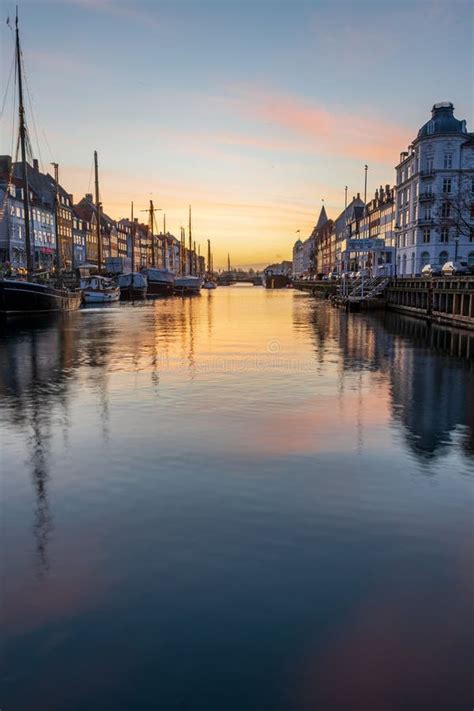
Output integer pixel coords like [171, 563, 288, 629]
[217, 275, 263, 286]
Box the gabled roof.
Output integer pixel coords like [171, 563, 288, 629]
[314, 205, 328, 231]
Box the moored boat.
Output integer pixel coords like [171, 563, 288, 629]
[80, 276, 120, 303]
[0, 13, 81, 318]
[263, 262, 292, 289]
[118, 272, 147, 300]
[202, 280, 217, 290]
[0, 278, 81, 317]
[174, 275, 203, 295]
[141, 267, 175, 296]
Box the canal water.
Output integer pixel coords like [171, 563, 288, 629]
[1, 286, 473, 711]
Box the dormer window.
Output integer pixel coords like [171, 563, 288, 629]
[427, 120, 435, 135]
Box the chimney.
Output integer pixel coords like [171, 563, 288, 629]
[85, 193, 93, 202]
[0, 155, 12, 175]
[33, 158, 39, 172]
[68, 194, 74, 204]
[356, 192, 360, 199]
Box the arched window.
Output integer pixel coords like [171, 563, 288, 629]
[420, 251, 430, 267]
[439, 251, 449, 266]
[468, 252, 474, 266]
[411, 253, 415, 274]
[402, 253, 407, 274]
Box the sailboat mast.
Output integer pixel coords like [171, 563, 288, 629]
[149, 199, 155, 267]
[15, 12, 33, 276]
[94, 151, 102, 272]
[162, 213, 166, 269]
[52, 162, 61, 274]
[130, 201, 135, 272]
[227, 253, 230, 272]
[188, 205, 192, 274]
[207, 239, 211, 275]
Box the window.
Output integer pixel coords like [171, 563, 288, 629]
[470, 203, 474, 219]
[443, 153, 452, 169]
[441, 202, 451, 218]
[468, 252, 474, 266]
[439, 251, 449, 266]
[421, 251, 430, 266]
[423, 206, 431, 220]
[426, 157, 434, 172]
[442, 178, 452, 193]
[471, 178, 474, 194]
[427, 121, 435, 135]
[440, 228, 449, 243]
[423, 228, 431, 243]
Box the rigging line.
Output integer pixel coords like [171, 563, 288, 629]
[0, 53, 15, 120]
[87, 154, 94, 194]
[41, 128, 55, 165]
[21, 51, 44, 172]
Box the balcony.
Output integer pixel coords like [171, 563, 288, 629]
[420, 169, 435, 178]
[417, 218, 434, 226]
[418, 193, 434, 203]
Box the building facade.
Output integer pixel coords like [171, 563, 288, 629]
[395, 102, 474, 275]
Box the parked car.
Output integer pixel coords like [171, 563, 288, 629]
[441, 260, 470, 275]
[421, 264, 441, 277]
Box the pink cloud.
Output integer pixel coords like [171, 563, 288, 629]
[59, 0, 160, 28]
[221, 87, 412, 165]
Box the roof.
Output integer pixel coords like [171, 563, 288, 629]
[314, 205, 328, 231]
[417, 102, 467, 139]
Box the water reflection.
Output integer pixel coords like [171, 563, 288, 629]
[0, 291, 472, 711]
[300, 300, 473, 462]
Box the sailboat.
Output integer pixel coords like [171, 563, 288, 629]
[174, 206, 202, 295]
[202, 238, 217, 289]
[0, 12, 81, 318]
[140, 202, 175, 296]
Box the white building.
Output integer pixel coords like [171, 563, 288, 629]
[292, 206, 328, 278]
[292, 238, 304, 277]
[395, 102, 474, 276]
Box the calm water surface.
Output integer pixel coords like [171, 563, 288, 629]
[1, 286, 473, 711]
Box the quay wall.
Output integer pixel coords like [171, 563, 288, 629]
[385, 276, 474, 331]
[294, 277, 474, 331]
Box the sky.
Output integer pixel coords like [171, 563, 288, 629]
[0, 0, 472, 268]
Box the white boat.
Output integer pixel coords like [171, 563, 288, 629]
[141, 268, 175, 296]
[174, 275, 203, 295]
[202, 280, 217, 290]
[118, 272, 147, 300]
[80, 276, 120, 303]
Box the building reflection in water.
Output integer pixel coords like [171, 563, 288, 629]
[303, 301, 473, 463]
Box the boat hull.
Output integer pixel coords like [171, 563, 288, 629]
[120, 286, 147, 301]
[82, 289, 120, 303]
[0, 279, 81, 317]
[174, 276, 203, 295]
[264, 274, 290, 289]
[146, 281, 174, 297]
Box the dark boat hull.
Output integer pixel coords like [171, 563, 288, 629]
[265, 274, 290, 289]
[0, 279, 82, 317]
[120, 287, 147, 301]
[146, 281, 174, 297]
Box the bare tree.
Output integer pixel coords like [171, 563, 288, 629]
[432, 174, 474, 259]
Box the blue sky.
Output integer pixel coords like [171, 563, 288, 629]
[1, 0, 472, 267]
